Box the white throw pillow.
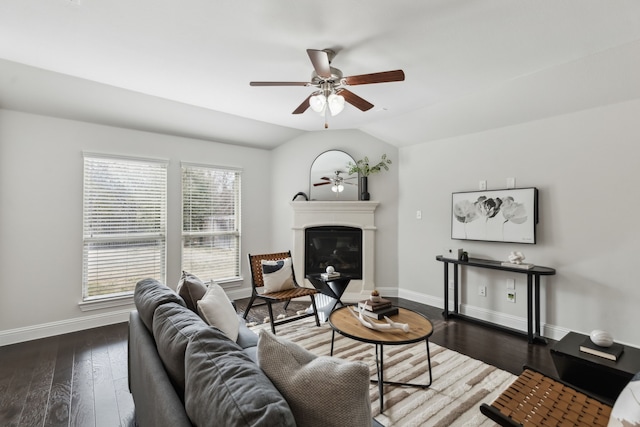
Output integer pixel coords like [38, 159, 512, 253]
[261, 258, 295, 293]
[257, 330, 371, 427]
[196, 283, 239, 342]
[608, 372, 640, 427]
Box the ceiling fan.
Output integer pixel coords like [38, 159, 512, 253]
[313, 170, 356, 193]
[250, 49, 405, 127]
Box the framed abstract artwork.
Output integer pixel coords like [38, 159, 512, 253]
[451, 187, 538, 244]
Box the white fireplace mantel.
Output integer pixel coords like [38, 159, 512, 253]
[290, 201, 379, 299]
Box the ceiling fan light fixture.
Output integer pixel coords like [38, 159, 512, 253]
[331, 184, 345, 193]
[309, 94, 326, 113]
[327, 93, 345, 116]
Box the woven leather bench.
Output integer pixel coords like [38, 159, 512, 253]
[480, 368, 612, 426]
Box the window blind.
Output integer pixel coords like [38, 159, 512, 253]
[182, 165, 241, 282]
[83, 156, 167, 300]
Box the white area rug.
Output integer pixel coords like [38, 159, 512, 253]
[251, 317, 514, 427]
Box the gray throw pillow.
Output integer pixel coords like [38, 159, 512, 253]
[257, 330, 371, 427]
[184, 328, 295, 427]
[176, 271, 208, 313]
[134, 278, 185, 331]
[152, 302, 206, 400]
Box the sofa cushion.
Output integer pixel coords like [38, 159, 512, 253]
[184, 328, 295, 427]
[257, 330, 371, 427]
[176, 271, 208, 312]
[236, 322, 259, 350]
[197, 283, 240, 341]
[608, 371, 640, 427]
[152, 302, 206, 400]
[134, 278, 186, 331]
[261, 257, 295, 293]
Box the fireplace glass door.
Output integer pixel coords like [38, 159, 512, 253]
[304, 226, 362, 278]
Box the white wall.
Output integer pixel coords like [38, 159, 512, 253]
[269, 130, 399, 290]
[0, 110, 271, 344]
[398, 98, 640, 346]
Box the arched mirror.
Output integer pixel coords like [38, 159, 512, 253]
[309, 150, 358, 201]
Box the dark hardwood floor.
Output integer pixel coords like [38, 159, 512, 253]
[0, 297, 557, 426]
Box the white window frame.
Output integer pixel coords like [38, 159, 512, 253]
[82, 154, 167, 303]
[181, 163, 242, 284]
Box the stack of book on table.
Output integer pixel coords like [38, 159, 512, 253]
[356, 297, 398, 320]
[320, 271, 341, 280]
[579, 337, 625, 361]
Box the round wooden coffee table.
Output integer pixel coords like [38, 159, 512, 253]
[328, 306, 434, 412]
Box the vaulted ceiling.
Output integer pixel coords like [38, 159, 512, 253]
[2, 0, 640, 149]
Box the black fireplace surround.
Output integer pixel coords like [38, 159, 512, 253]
[304, 226, 363, 278]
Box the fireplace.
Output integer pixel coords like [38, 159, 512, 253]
[290, 201, 378, 296]
[305, 226, 362, 278]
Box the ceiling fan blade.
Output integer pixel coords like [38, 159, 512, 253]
[343, 69, 405, 86]
[250, 81, 309, 86]
[307, 49, 332, 78]
[313, 181, 332, 186]
[337, 89, 374, 111]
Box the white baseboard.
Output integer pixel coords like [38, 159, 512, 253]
[0, 308, 132, 347]
[0, 286, 570, 346]
[397, 287, 570, 341]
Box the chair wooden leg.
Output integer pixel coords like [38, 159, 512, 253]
[310, 294, 320, 327]
[266, 301, 276, 334]
[242, 294, 257, 319]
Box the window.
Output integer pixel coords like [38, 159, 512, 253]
[83, 155, 167, 301]
[182, 164, 241, 283]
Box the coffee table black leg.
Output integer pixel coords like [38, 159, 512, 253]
[375, 344, 384, 411]
[330, 330, 335, 356]
[371, 339, 433, 413]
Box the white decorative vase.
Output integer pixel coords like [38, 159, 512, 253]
[590, 330, 614, 347]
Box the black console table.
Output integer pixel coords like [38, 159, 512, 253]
[435, 255, 556, 344]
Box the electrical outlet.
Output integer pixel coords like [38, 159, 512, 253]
[448, 280, 455, 290]
[507, 177, 516, 189]
[507, 291, 516, 303]
[416, 210, 422, 220]
[478, 285, 487, 297]
[479, 180, 487, 190]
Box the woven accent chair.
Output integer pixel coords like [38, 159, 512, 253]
[243, 251, 320, 334]
[480, 367, 612, 427]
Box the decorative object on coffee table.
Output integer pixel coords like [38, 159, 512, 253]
[350, 306, 409, 332]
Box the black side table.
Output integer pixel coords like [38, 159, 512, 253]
[305, 274, 352, 312]
[551, 331, 640, 405]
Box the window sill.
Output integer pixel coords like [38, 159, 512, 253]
[79, 294, 134, 312]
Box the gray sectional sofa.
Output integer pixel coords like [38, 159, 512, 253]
[128, 278, 383, 427]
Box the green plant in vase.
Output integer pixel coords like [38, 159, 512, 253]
[347, 154, 392, 200]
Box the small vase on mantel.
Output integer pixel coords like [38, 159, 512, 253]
[360, 176, 370, 201]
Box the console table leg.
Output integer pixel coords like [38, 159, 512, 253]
[453, 264, 459, 314]
[535, 276, 541, 336]
[443, 262, 449, 319]
[527, 275, 533, 343]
